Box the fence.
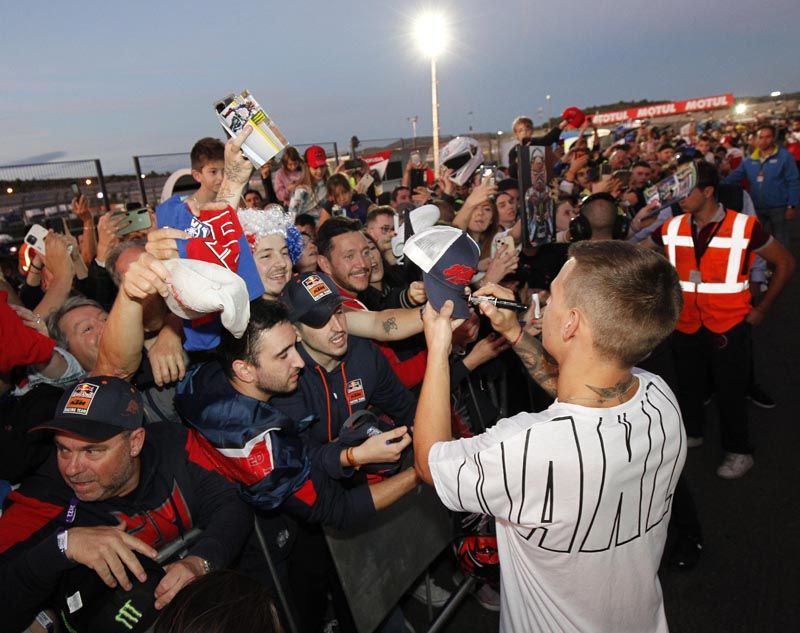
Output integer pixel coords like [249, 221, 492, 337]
[0, 159, 109, 240]
[132, 152, 191, 206]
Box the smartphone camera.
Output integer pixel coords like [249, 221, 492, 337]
[26, 235, 37, 245]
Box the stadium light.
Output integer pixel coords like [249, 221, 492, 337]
[6, 187, 13, 194]
[84, 178, 92, 185]
[414, 11, 448, 176]
[734, 103, 747, 115]
[770, 91, 781, 98]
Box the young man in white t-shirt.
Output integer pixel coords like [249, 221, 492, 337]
[414, 241, 686, 633]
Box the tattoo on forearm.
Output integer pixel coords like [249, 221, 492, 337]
[223, 161, 251, 183]
[216, 181, 245, 207]
[585, 376, 636, 403]
[514, 332, 559, 397]
[382, 317, 398, 334]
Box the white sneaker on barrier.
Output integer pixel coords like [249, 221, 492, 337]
[411, 578, 451, 608]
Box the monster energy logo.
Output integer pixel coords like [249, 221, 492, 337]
[115, 599, 143, 630]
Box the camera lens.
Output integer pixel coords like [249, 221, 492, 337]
[26, 235, 36, 245]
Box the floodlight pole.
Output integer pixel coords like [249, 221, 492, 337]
[431, 56, 440, 177]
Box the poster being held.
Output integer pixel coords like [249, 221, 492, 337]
[215, 90, 289, 167]
[518, 145, 555, 247]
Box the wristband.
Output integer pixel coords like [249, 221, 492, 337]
[57, 528, 69, 558]
[345, 446, 359, 468]
[35, 611, 55, 632]
[510, 328, 524, 348]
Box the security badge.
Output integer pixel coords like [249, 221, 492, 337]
[689, 270, 702, 284]
[346, 379, 366, 405]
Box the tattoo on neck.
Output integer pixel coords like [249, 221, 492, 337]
[584, 375, 636, 403]
[382, 317, 397, 334]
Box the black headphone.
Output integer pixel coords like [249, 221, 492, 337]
[569, 192, 631, 241]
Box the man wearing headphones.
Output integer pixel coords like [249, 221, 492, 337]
[566, 192, 631, 242]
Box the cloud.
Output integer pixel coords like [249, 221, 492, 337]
[6, 151, 69, 166]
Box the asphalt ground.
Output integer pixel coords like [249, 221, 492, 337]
[403, 221, 800, 633]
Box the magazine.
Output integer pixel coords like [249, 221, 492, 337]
[643, 162, 698, 209]
[214, 90, 289, 167]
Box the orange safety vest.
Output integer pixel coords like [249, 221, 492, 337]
[662, 209, 755, 334]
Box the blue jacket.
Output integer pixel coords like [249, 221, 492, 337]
[723, 146, 800, 210]
[174, 361, 375, 530]
[270, 335, 417, 447]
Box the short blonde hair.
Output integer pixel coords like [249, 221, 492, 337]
[564, 241, 682, 367]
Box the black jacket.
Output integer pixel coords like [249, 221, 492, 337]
[0, 422, 252, 630]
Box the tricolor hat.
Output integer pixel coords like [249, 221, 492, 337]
[403, 226, 480, 319]
[280, 271, 344, 327]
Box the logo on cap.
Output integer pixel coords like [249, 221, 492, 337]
[302, 274, 333, 301]
[443, 264, 475, 286]
[63, 383, 98, 416]
[115, 599, 143, 630]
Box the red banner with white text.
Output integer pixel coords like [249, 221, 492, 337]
[591, 94, 734, 126]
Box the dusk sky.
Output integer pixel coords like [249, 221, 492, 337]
[3, 0, 798, 174]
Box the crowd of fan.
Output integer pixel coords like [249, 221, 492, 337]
[0, 106, 797, 633]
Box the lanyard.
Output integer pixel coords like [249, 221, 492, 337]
[690, 217, 724, 268]
[64, 496, 78, 525]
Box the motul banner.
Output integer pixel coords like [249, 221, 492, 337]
[591, 94, 734, 126]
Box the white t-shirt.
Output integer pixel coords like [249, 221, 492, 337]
[429, 368, 685, 633]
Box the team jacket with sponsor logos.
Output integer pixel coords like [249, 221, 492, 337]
[270, 335, 417, 446]
[155, 196, 265, 351]
[174, 361, 375, 530]
[0, 423, 251, 631]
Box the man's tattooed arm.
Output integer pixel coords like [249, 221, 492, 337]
[382, 317, 398, 335]
[216, 128, 254, 208]
[513, 331, 559, 397]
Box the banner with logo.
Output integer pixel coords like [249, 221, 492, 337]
[591, 94, 735, 126]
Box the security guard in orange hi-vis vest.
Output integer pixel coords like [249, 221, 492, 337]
[645, 161, 795, 479]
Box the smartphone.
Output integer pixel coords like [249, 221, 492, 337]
[70, 183, 81, 198]
[600, 163, 613, 176]
[409, 168, 427, 190]
[482, 167, 497, 186]
[112, 208, 152, 236]
[493, 233, 515, 254]
[24, 224, 49, 256]
[409, 151, 423, 168]
[344, 159, 361, 170]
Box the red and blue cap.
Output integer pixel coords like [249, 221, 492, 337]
[403, 226, 480, 319]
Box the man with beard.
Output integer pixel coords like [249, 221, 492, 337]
[270, 272, 416, 446]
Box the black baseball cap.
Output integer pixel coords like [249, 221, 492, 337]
[30, 377, 144, 441]
[280, 272, 345, 328]
[58, 552, 165, 632]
